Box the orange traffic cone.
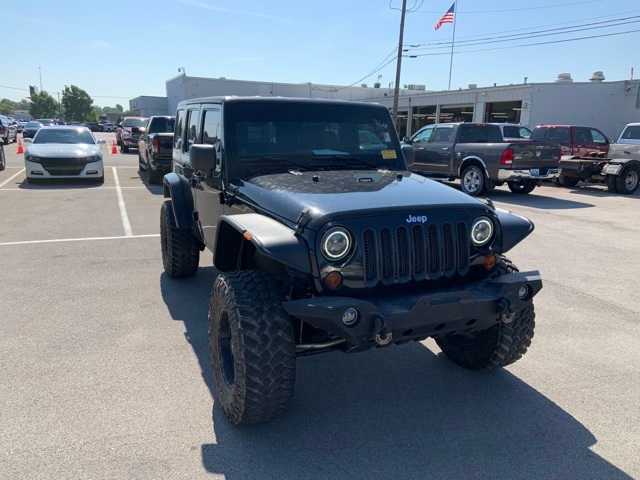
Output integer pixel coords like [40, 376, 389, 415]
[16, 139, 24, 155]
[111, 140, 118, 155]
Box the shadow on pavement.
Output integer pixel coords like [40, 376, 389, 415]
[131, 167, 163, 196]
[562, 185, 640, 199]
[487, 188, 594, 210]
[160, 268, 632, 480]
[17, 178, 104, 190]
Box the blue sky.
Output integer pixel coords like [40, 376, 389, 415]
[1, 0, 638, 107]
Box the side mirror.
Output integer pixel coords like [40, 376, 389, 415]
[190, 144, 217, 175]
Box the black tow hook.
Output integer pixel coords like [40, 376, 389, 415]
[372, 314, 393, 347]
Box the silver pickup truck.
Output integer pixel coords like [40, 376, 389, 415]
[403, 123, 561, 196]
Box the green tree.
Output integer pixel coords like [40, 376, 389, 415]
[0, 98, 18, 115]
[62, 85, 94, 122]
[29, 91, 59, 118]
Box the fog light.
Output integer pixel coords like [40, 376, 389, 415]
[323, 271, 343, 290]
[518, 285, 530, 300]
[342, 307, 359, 327]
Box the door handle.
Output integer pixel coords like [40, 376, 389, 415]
[441, 147, 450, 151]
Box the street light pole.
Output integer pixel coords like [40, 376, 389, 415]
[392, 0, 408, 130]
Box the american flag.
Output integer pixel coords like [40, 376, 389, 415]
[434, 2, 456, 30]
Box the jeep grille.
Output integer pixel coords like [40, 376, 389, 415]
[362, 223, 470, 285]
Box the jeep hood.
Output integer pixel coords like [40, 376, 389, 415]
[235, 170, 485, 228]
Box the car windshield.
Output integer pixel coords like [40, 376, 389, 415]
[34, 128, 95, 144]
[149, 117, 175, 133]
[122, 118, 146, 128]
[26, 122, 42, 128]
[225, 101, 403, 178]
[620, 126, 640, 141]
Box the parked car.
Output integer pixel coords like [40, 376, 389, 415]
[22, 121, 43, 140]
[116, 117, 147, 153]
[0, 115, 18, 144]
[35, 118, 55, 126]
[531, 125, 610, 157]
[557, 123, 640, 194]
[24, 126, 104, 183]
[138, 116, 175, 184]
[100, 122, 115, 132]
[162, 96, 543, 425]
[85, 122, 104, 132]
[0, 142, 5, 171]
[491, 123, 532, 141]
[403, 123, 561, 196]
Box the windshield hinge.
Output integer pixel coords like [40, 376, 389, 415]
[295, 209, 312, 235]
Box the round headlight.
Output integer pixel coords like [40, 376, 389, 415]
[321, 227, 352, 261]
[471, 217, 494, 246]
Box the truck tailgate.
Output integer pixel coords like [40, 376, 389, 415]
[510, 142, 561, 169]
[154, 133, 174, 152]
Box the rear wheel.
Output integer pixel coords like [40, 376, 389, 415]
[559, 175, 579, 188]
[209, 271, 296, 425]
[606, 174, 618, 193]
[122, 144, 129, 154]
[507, 180, 537, 194]
[0, 145, 5, 171]
[436, 260, 535, 370]
[148, 166, 162, 185]
[616, 166, 640, 195]
[160, 200, 200, 278]
[461, 165, 486, 196]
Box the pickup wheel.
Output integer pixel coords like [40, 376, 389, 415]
[507, 180, 537, 194]
[0, 145, 5, 171]
[436, 260, 535, 370]
[616, 166, 640, 195]
[160, 200, 200, 278]
[460, 165, 486, 196]
[606, 174, 619, 193]
[148, 166, 162, 185]
[559, 175, 579, 188]
[209, 271, 296, 425]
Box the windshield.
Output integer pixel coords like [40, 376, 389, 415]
[149, 117, 175, 133]
[619, 126, 640, 142]
[34, 128, 95, 144]
[26, 122, 42, 129]
[225, 101, 402, 178]
[122, 118, 147, 128]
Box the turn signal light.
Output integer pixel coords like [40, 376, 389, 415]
[324, 271, 343, 290]
[483, 254, 497, 271]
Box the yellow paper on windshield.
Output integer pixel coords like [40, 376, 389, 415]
[381, 149, 397, 160]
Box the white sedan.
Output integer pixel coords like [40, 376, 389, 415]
[24, 126, 104, 183]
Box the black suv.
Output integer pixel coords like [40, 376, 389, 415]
[0, 115, 18, 144]
[161, 97, 542, 425]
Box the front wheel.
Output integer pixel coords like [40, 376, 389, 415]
[559, 175, 579, 188]
[460, 165, 486, 197]
[507, 180, 537, 194]
[436, 260, 535, 370]
[160, 200, 200, 278]
[209, 271, 296, 425]
[615, 166, 640, 195]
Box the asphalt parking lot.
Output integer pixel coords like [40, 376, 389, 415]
[1, 133, 638, 479]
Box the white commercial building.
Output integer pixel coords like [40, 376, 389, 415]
[129, 96, 169, 117]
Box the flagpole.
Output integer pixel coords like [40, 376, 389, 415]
[447, 1, 458, 90]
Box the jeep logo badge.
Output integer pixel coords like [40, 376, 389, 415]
[406, 215, 428, 224]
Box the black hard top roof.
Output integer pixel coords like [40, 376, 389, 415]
[177, 96, 386, 109]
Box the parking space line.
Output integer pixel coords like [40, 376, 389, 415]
[0, 168, 26, 188]
[112, 167, 133, 236]
[0, 234, 159, 247]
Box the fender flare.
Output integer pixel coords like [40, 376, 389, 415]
[215, 213, 311, 274]
[458, 156, 490, 179]
[162, 172, 194, 229]
[495, 208, 535, 254]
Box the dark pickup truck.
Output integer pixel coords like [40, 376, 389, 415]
[403, 123, 561, 196]
[138, 116, 175, 184]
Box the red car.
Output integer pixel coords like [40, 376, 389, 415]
[531, 125, 610, 157]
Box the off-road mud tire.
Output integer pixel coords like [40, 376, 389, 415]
[160, 200, 199, 278]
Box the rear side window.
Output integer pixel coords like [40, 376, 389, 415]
[202, 108, 221, 145]
[174, 110, 185, 149]
[457, 125, 502, 143]
[149, 117, 175, 134]
[503, 126, 532, 139]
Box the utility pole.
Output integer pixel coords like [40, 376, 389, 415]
[392, 0, 408, 130]
[38, 65, 43, 92]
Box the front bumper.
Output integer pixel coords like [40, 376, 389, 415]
[283, 270, 542, 351]
[150, 154, 172, 171]
[498, 168, 559, 182]
[26, 160, 103, 179]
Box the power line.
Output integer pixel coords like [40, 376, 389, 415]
[406, 16, 640, 52]
[343, 47, 398, 88]
[406, 27, 640, 57]
[415, 0, 602, 15]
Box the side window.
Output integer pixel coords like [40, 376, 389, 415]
[185, 108, 201, 151]
[412, 126, 434, 143]
[174, 110, 185, 149]
[591, 129, 608, 145]
[520, 127, 532, 139]
[574, 127, 593, 145]
[546, 128, 571, 146]
[202, 108, 221, 145]
[431, 127, 455, 143]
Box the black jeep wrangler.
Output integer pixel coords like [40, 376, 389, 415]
[161, 97, 542, 425]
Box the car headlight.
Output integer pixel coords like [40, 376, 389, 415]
[471, 217, 494, 246]
[321, 227, 352, 261]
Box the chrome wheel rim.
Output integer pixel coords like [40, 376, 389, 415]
[463, 168, 482, 193]
[625, 170, 639, 191]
